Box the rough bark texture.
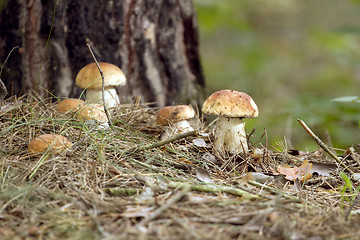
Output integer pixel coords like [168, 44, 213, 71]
[0, 0, 205, 106]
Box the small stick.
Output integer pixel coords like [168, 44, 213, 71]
[297, 119, 352, 173]
[1, 46, 19, 103]
[104, 187, 139, 196]
[262, 128, 270, 163]
[168, 182, 258, 199]
[129, 130, 197, 152]
[86, 43, 113, 126]
[0, 46, 19, 76]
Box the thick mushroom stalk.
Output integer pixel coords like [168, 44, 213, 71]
[174, 120, 194, 132]
[86, 88, 120, 108]
[214, 117, 247, 154]
[162, 120, 194, 140]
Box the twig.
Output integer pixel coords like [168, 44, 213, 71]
[136, 185, 191, 227]
[246, 128, 255, 144]
[104, 187, 140, 196]
[0, 46, 19, 76]
[129, 130, 197, 152]
[0, 46, 19, 102]
[264, 128, 270, 163]
[247, 180, 300, 202]
[86, 43, 113, 126]
[168, 182, 258, 199]
[297, 119, 353, 173]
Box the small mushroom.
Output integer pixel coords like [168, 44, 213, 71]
[55, 98, 85, 113]
[75, 62, 126, 108]
[28, 134, 72, 154]
[156, 105, 195, 139]
[77, 103, 108, 122]
[202, 89, 259, 154]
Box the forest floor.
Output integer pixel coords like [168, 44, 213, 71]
[1, 95, 360, 240]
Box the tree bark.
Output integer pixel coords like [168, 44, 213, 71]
[0, 0, 205, 107]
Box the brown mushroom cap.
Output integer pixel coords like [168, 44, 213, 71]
[77, 103, 108, 122]
[55, 98, 85, 113]
[28, 134, 72, 154]
[202, 90, 259, 118]
[75, 62, 126, 90]
[156, 105, 195, 125]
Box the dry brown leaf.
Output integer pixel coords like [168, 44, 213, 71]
[277, 160, 313, 182]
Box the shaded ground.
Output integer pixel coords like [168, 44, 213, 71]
[1, 96, 360, 240]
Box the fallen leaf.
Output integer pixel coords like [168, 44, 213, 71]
[296, 160, 313, 181]
[277, 160, 313, 182]
[309, 161, 337, 177]
[192, 138, 207, 147]
[195, 167, 213, 184]
[277, 165, 297, 181]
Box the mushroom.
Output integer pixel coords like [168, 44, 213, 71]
[55, 98, 85, 113]
[77, 103, 108, 122]
[156, 105, 195, 139]
[28, 134, 72, 154]
[202, 89, 259, 154]
[77, 103, 109, 129]
[75, 62, 126, 108]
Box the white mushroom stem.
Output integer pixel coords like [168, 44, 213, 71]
[85, 88, 120, 108]
[161, 120, 194, 140]
[174, 120, 194, 132]
[213, 116, 248, 154]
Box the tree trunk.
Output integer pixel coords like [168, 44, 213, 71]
[0, 0, 205, 107]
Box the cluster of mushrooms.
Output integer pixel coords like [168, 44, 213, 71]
[156, 89, 259, 155]
[28, 62, 259, 157]
[28, 62, 126, 154]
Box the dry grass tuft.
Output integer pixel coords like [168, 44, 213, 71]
[1, 95, 360, 239]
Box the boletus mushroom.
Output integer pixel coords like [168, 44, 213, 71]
[75, 62, 126, 108]
[156, 105, 195, 139]
[28, 134, 72, 154]
[202, 89, 259, 154]
[55, 98, 86, 113]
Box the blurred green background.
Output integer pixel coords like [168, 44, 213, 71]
[194, 0, 360, 151]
